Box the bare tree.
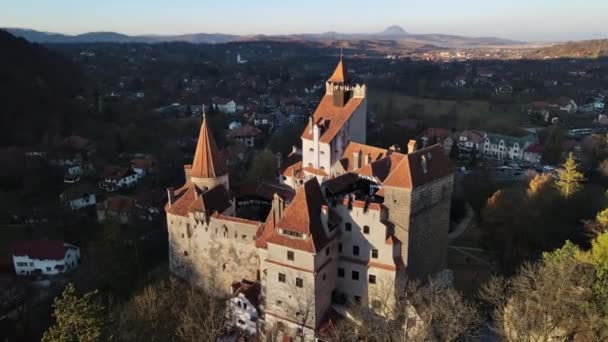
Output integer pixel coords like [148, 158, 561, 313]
[330, 275, 480, 342]
[480, 258, 603, 341]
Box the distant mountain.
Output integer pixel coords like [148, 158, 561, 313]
[3, 28, 238, 44]
[4, 27, 524, 48]
[0, 30, 82, 146]
[378, 25, 408, 37]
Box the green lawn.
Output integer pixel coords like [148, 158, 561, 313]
[369, 90, 526, 131]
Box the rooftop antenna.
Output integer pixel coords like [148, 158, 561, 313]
[202, 104, 206, 120]
[339, 47, 344, 59]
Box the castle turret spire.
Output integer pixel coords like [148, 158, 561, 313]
[190, 116, 227, 179]
[327, 51, 349, 84]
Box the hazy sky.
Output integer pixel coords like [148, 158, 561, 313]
[2, 0, 607, 41]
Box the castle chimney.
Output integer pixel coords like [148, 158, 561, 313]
[353, 150, 361, 169]
[389, 144, 400, 153]
[272, 194, 285, 222]
[308, 116, 313, 135]
[364, 153, 371, 165]
[167, 187, 175, 207]
[407, 140, 417, 154]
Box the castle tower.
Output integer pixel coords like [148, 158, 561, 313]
[186, 115, 230, 191]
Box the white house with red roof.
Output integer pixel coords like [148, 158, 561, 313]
[9, 240, 80, 276]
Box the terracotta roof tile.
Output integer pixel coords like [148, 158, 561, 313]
[339, 142, 389, 172]
[101, 195, 135, 212]
[301, 95, 364, 144]
[191, 117, 227, 179]
[9, 240, 73, 260]
[327, 58, 349, 84]
[356, 152, 406, 182]
[383, 144, 452, 189]
[263, 178, 331, 253]
[226, 124, 262, 139]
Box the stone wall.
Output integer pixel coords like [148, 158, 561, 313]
[383, 175, 454, 279]
[168, 213, 260, 295]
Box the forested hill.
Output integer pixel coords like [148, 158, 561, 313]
[0, 29, 83, 146]
[526, 39, 608, 59]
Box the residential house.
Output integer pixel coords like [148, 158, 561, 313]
[135, 190, 165, 221]
[252, 112, 277, 131]
[9, 240, 80, 276]
[457, 130, 486, 155]
[226, 124, 263, 147]
[495, 84, 513, 95]
[482, 133, 537, 160]
[214, 98, 238, 114]
[523, 144, 543, 165]
[130, 155, 158, 179]
[554, 97, 578, 114]
[227, 280, 260, 335]
[420, 128, 454, 155]
[99, 166, 139, 192]
[97, 195, 136, 224]
[60, 185, 97, 210]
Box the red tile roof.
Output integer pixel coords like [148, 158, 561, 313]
[356, 152, 407, 182]
[102, 195, 135, 212]
[101, 165, 134, 180]
[300, 95, 364, 144]
[383, 144, 452, 189]
[226, 124, 262, 139]
[9, 240, 72, 260]
[524, 143, 543, 154]
[190, 117, 227, 179]
[423, 128, 451, 139]
[339, 142, 389, 172]
[262, 178, 331, 253]
[282, 161, 305, 179]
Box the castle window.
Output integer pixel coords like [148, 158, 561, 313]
[354, 296, 362, 304]
[278, 273, 286, 283]
[242, 235, 247, 240]
[338, 243, 343, 253]
[325, 247, 330, 256]
[296, 278, 303, 288]
[345, 223, 352, 232]
[369, 274, 376, 284]
[372, 249, 379, 259]
[276, 299, 282, 306]
[363, 225, 370, 234]
[287, 251, 294, 261]
[353, 245, 360, 256]
[183, 251, 189, 257]
[322, 273, 327, 280]
[338, 268, 345, 278]
[352, 271, 360, 281]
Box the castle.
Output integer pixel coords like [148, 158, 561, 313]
[166, 57, 454, 340]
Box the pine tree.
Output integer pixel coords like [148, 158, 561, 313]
[555, 152, 584, 199]
[42, 283, 105, 342]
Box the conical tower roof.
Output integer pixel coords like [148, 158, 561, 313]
[190, 116, 227, 178]
[327, 55, 349, 84]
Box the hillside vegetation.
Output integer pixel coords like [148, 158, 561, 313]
[528, 39, 608, 59]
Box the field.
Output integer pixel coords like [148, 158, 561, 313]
[369, 90, 527, 132]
